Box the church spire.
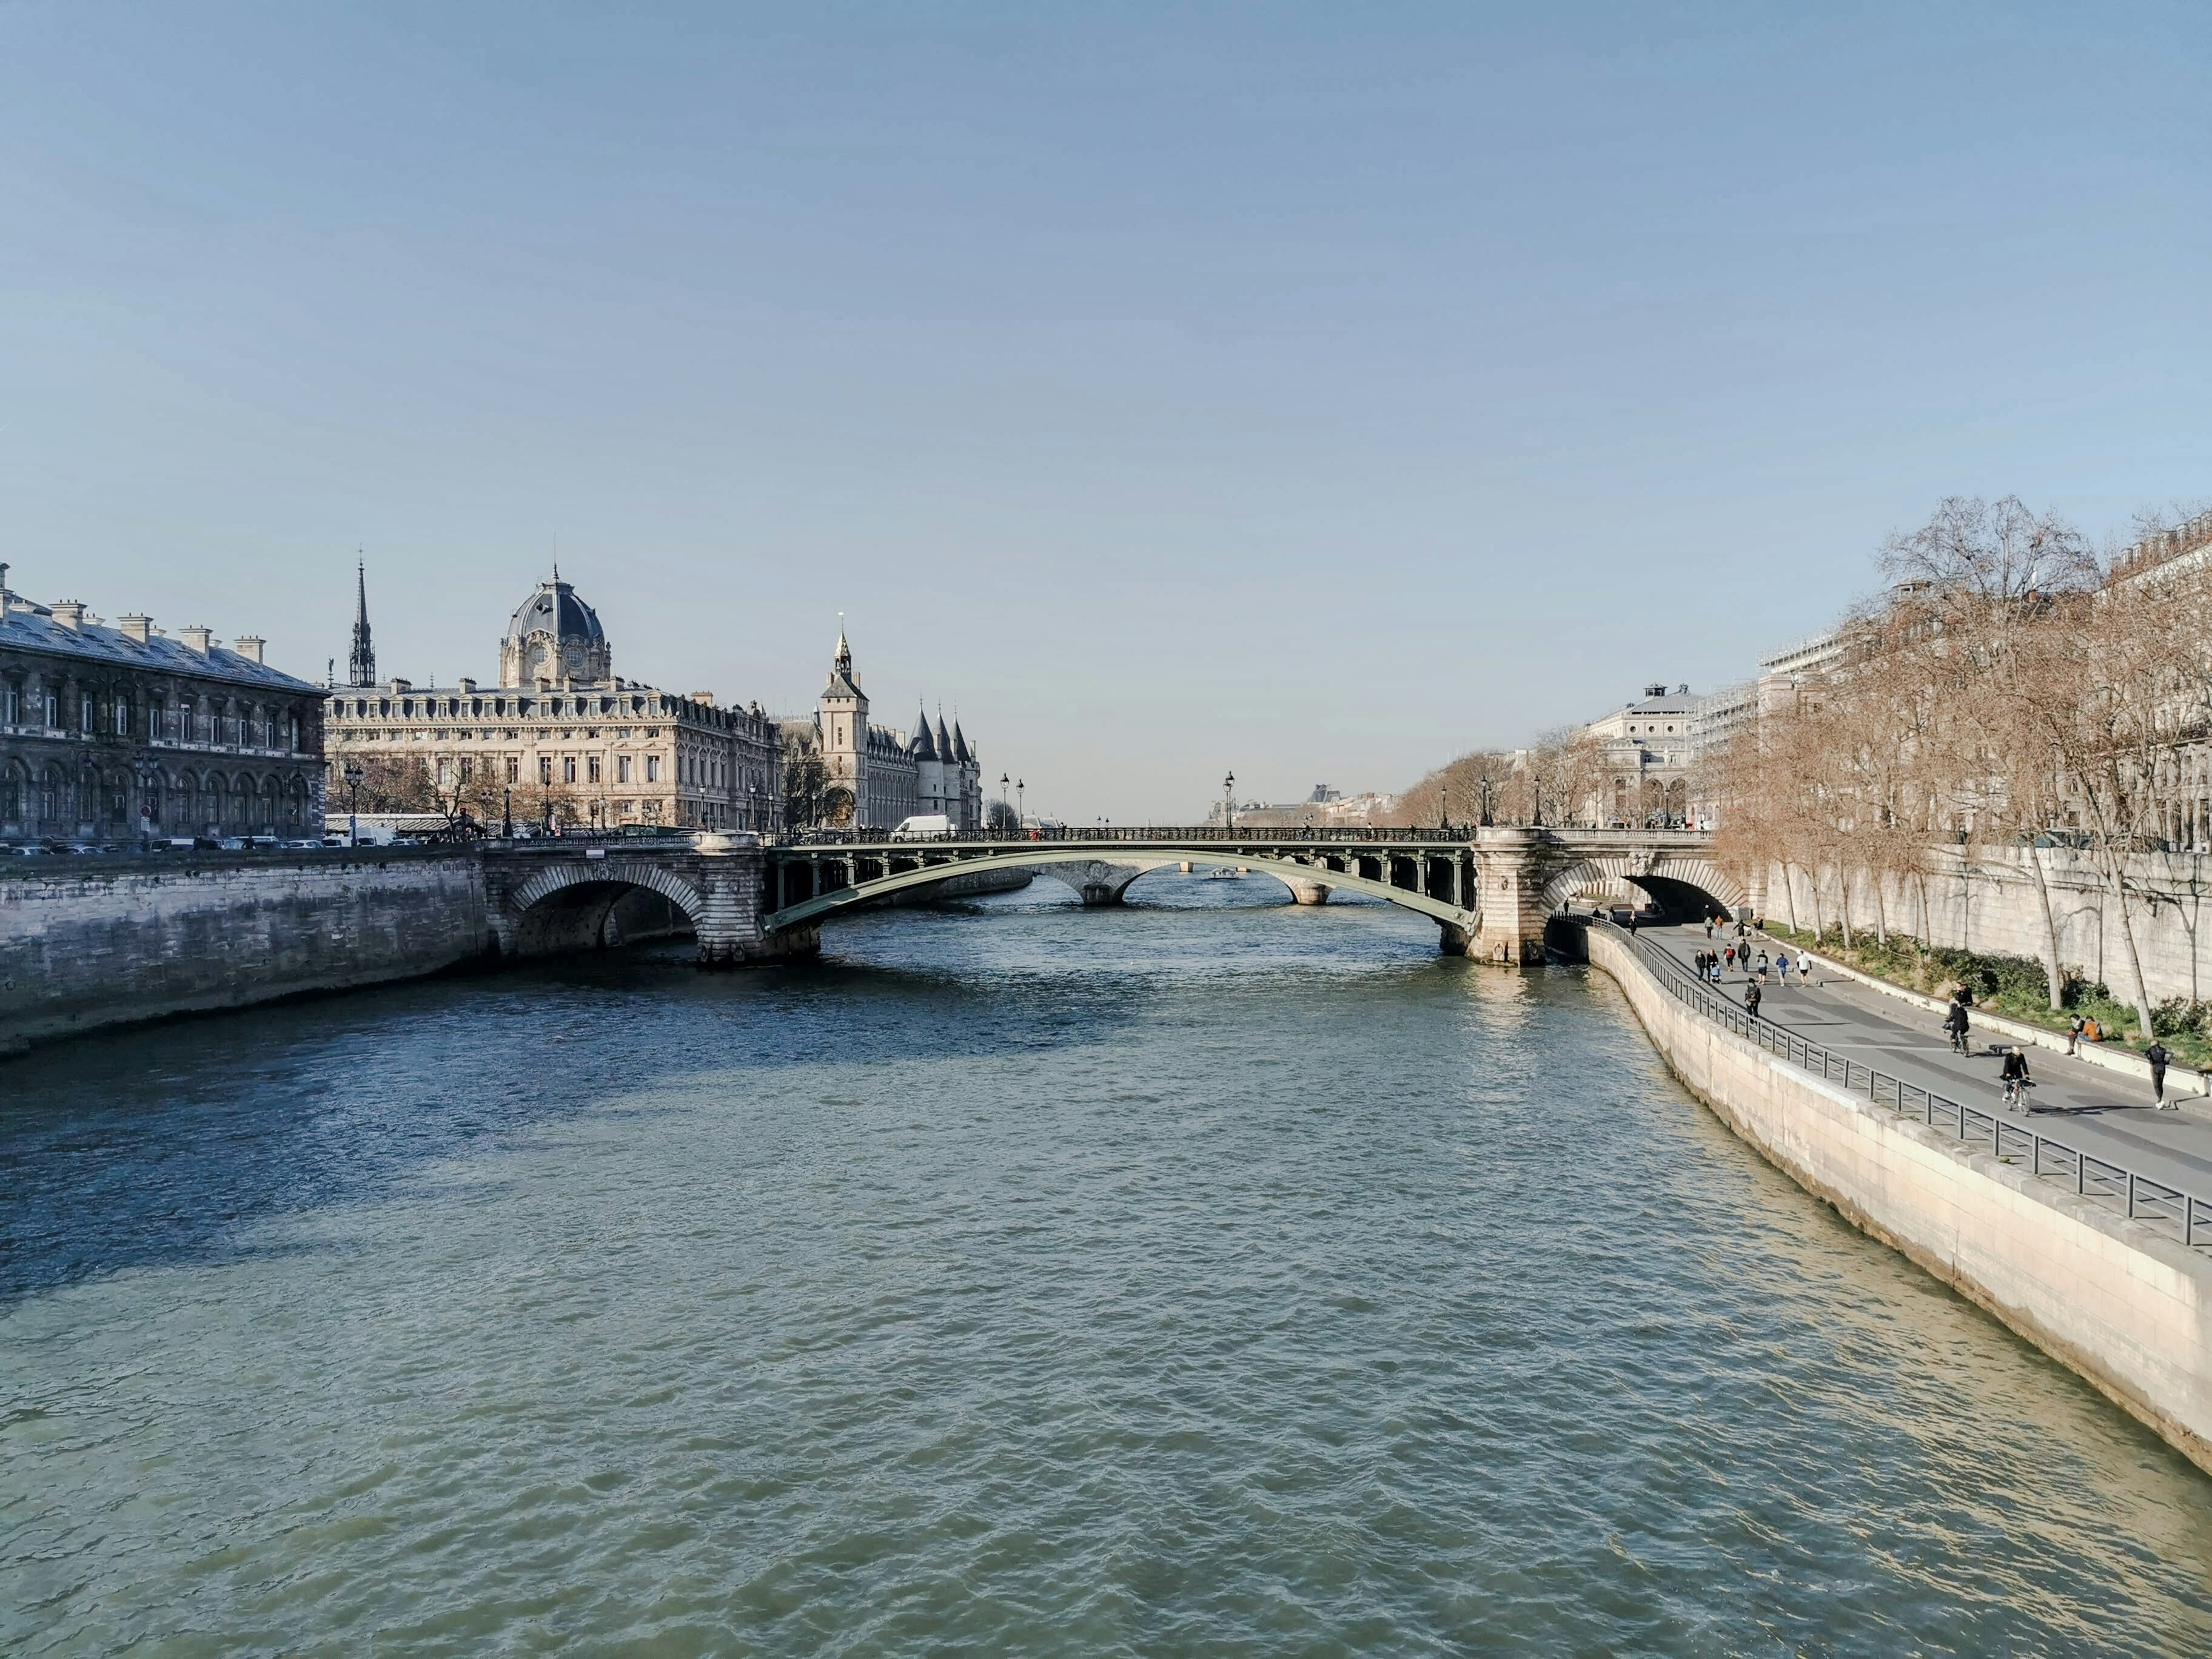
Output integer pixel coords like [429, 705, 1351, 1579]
[347, 556, 377, 688]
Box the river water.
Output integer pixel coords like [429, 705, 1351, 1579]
[5, 876, 2210, 1655]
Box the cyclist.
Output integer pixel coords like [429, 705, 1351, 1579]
[1943, 996, 1971, 1055]
[2000, 1046, 2033, 1111]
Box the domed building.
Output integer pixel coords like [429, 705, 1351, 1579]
[325, 566, 783, 834]
[499, 570, 612, 688]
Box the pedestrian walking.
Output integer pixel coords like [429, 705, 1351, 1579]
[1775, 950, 1790, 986]
[1724, 944, 1737, 971]
[1704, 919, 1714, 939]
[1757, 949, 1771, 980]
[1745, 982, 1762, 1021]
[1797, 957, 1811, 989]
[2067, 1014, 2084, 1056]
[2147, 1040, 2173, 1110]
[1627, 914, 1638, 937]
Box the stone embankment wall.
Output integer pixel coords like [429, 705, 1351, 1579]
[1578, 922, 2212, 1475]
[0, 849, 494, 1054]
[1762, 845, 2209, 1005]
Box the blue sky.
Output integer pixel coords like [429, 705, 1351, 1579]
[5, 3, 2206, 820]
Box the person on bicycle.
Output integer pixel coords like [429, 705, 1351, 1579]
[1944, 996, 1970, 1054]
[2000, 1046, 2032, 1110]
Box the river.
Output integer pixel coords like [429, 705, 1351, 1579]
[5, 875, 2210, 1654]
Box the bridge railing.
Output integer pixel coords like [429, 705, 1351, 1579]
[768, 825, 1487, 847]
[1586, 919, 2212, 1253]
[767, 823, 1716, 848]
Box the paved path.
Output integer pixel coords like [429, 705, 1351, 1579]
[1633, 923, 2212, 1209]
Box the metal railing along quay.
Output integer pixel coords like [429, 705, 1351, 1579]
[1584, 919, 2212, 1252]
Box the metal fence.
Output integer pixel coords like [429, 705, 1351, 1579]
[1589, 919, 2212, 1251]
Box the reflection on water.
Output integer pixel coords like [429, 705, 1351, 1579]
[4, 875, 2210, 1655]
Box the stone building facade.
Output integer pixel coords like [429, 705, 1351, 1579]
[0, 569, 327, 843]
[323, 569, 783, 833]
[783, 631, 984, 831]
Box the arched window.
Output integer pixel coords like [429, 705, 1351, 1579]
[1, 762, 23, 823]
[175, 773, 198, 831]
[41, 766, 65, 827]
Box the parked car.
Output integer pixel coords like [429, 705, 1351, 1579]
[281, 838, 323, 850]
[247, 834, 281, 850]
[63, 843, 105, 855]
[5, 844, 43, 857]
[216, 837, 247, 851]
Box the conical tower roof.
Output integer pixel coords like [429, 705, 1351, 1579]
[911, 706, 937, 759]
[951, 720, 971, 764]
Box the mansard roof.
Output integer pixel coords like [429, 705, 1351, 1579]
[0, 603, 321, 694]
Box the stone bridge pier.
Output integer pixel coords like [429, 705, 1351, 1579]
[480, 834, 817, 968]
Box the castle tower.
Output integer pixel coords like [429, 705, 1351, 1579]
[819, 629, 868, 823]
[347, 560, 377, 688]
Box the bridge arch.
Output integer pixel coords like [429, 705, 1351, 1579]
[766, 845, 1478, 937]
[502, 860, 710, 956]
[1540, 853, 1746, 920]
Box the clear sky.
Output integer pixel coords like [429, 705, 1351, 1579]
[5, 3, 2206, 822]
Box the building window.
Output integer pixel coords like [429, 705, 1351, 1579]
[81, 693, 95, 733]
[459, 756, 474, 782]
[645, 756, 660, 783]
[3, 682, 18, 725]
[563, 757, 577, 784]
[115, 700, 130, 737]
[617, 756, 631, 783]
[539, 757, 552, 785]
[587, 756, 600, 784]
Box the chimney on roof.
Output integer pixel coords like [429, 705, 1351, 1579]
[179, 625, 213, 654]
[120, 614, 153, 644]
[691, 691, 715, 705]
[52, 601, 87, 631]
[458, 677, 476, 693]
[233, 635, 265, 664]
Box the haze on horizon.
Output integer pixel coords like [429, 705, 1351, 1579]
[4, 2, 2205, 823]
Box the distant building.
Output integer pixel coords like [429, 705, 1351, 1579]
[0, 565, 327, 843]
[779, 631, 984, 831]
[324, 568, 783, 833]
[1213, 784, 1395, 830]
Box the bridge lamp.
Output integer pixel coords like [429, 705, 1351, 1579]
[1223, 771, 1235, 833]
[343, 760, 365, 847]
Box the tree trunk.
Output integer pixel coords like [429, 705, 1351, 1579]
[2021, 838, 2067, 1011]
[1873, 872, 1889, 947]
[1782, 861, 1800, 933]
[1838, 865, 1855, 950]
[2098, 844, 2160, 1038]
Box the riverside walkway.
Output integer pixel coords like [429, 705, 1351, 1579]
[1631, 922, 2212, 1243]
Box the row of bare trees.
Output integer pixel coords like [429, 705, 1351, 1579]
[1392, 729, 1612, 831]
[1712, 496, 2212, 1036]
[329, 754, 587, 834]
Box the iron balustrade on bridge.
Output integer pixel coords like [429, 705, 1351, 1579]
[1583, 918, 2212, 1252]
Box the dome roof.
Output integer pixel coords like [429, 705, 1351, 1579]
[506, 572, 605, 644]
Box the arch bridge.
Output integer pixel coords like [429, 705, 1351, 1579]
[479, 826, 1740, 967]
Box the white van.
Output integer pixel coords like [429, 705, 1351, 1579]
[890, 814, 954, 840]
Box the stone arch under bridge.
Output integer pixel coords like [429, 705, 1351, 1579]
[1538, 852, 1747, 920]
[764, 844, 1484, 943]
[497, 859, 711, 957]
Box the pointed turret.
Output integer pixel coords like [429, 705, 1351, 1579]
[347, 558, 377, 688]
[935, 711, 953, 757]
[911, 706, 936, 759]
[952, 720, 972, 765]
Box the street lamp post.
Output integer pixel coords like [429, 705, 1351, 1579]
[1222, 771, 1235, 834]
[1016, 778, 1024, 828]
[502, 786, 513, 840]
[999, 771, 1010, 833]
[343, 760, 364, 847]
[1479, 773, 1493, 828]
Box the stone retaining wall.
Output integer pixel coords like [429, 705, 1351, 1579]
[1582, 922, 2212, 1476]
[0, 849, 493, 1053]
